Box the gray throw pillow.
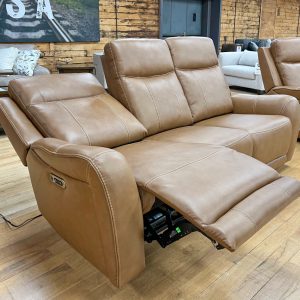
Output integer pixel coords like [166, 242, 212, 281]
[247, 41, 259, 52]
[13, 50, 41, 76]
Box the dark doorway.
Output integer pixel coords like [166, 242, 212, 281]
[162, 0, 203, 37]
[160, 0, 222, 51]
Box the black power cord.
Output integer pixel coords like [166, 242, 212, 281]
[0, 213, 42, 229]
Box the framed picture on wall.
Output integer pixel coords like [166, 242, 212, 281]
[0, 0, 100, 42]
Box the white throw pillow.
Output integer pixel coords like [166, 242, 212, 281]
[13, 50, 41, 76]
[238, 50, 258, 67]
[0, 47, 19, 70]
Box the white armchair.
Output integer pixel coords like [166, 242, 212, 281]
[219, 51, 265, 94]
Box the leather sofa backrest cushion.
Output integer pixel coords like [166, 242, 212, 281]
[271, 38, 300, 86]
[103, 39, 193, 136]
[166, 37, 233, 123]
[8, 73, 147, 147]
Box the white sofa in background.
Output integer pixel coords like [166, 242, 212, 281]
[219, 50, 265, 94]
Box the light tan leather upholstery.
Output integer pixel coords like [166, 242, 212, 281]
[258, 47, 283, 93]
[116, 140, 300, 251]
[198, 113, 291, 164]
[103, 39, 193, 135]
[1, 38, 300, 288]
[231, 93, 300, 161]
[166, 37, 233, 122]
[27, 138, 145, 287]
[259, 39, 300, 121]
[270, 38, 300, 87]
[272, 86, 300, 99]
[0, 97, 42, 165]
[8, 74, 147, 147]
[146, 126, 253, 156]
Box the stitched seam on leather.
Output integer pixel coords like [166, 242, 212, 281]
[9, 88, 49, 137]
[26, 94, 102, 106]
[143, 79, 161, 131]
[33, 143, 122, 282]
[251, 120, 290, 135]
[253, 97, 258, 113]
[280, 99, 294, 116]
[122, 70, 174, 79]
[231, 208, 258, 230]
[191, 70, 209, 119]
[102, 101, 131, 142]
[89, 156, 121, 285]
[9, 85, 27, 111]
[30, 148, 114, 281]
[172, 83, 191, 124]
[200, 120, 290, 135]
[108, 43, 135, 114]
[0, 102, 28, 146]
[267, 155, 286, 166]
[33, 145, 114, 161]
[144, 148, 224, 188]
[58, 102, 91, 146]
[176, 64, 218, 72]
[224, 133, 251, 147]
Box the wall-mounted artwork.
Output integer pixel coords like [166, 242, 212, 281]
[0, 0, 100, 42]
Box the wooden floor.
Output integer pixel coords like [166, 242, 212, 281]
[1, 135, 300, 300]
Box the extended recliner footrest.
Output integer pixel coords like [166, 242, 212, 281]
[202, 176, 300, 251]
[117, 141, 300, 252]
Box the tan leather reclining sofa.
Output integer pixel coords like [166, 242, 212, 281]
[1, 37, 300, 287]
[259, 38, 300, 135]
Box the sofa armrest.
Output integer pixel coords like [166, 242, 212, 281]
[0, 97, 42, 166]
[219, 52, 242, 67]
[232, 93, 300, 160]
[272, 86, 300, 100]
[33, 65, 50, 76]
[27, 138, 145, 287]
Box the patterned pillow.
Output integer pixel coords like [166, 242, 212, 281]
[13, 50, 41, 76]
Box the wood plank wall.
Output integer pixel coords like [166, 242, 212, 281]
[221, 0, 300, 44]
[37, 0, 159, 72]
[35, 0, 299, 72]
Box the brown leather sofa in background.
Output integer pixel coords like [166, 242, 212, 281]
[259, 38, 300, 135]
[1, 37, 300, 287]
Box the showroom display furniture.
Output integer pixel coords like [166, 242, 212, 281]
[219, 50, 265, 93]
[259, 38, 300, 136]
[259, 38, 300, 103]
[221, 38, 271, 52]
[0, 44, 50, 88]
[1, 37, 300, 288]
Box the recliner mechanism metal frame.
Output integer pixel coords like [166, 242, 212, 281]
[144, 200, 224, 250]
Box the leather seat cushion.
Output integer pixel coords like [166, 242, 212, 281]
[146, 125, 253, 156]
[196, 114, 292, 164]
[115, 140, 279, 224]
[222, 65, 256, 80]
[116, 140, 300, 251]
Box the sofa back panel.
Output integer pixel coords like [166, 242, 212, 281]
[103, 39, 193, 135]
[271, 39, 300, 86]
[166, 37, 233, 122]
[9, 73, 104, 109]
[258, 47, 283, 92]
[8, 74, 147, 147]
